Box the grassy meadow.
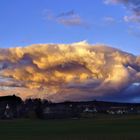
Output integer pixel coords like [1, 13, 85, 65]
[0, 115, 140, 140]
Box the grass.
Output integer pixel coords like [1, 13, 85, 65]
[0, 115, 140, 140]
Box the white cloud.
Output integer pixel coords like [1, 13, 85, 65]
[43, 10, 89, 28]
[103, 16, 117, 24]
[104, 0, 140, 23]
[124, 15, 140, 23]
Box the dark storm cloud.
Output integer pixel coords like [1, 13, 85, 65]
[97, 83, 140, 102]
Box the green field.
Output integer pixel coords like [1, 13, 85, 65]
[1, 115, 140, 140]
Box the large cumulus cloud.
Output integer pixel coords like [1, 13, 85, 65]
[0, 41, 140, 102]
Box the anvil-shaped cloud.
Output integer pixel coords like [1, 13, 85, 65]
[0, 41, 140, 102]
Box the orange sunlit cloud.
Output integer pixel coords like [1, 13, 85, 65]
[0, 41, 139, 102]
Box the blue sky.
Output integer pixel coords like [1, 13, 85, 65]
[0, 0, 140, 55]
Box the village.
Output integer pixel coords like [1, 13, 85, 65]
[0, 95, 140, 119]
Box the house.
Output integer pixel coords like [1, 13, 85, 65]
[0, 95, 22, 119]
[83, 107, 97, 113]
[107, 106, 130, 115]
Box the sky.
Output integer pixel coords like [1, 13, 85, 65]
[0, 0, 140, 102]
[0, 0, 140, 55]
